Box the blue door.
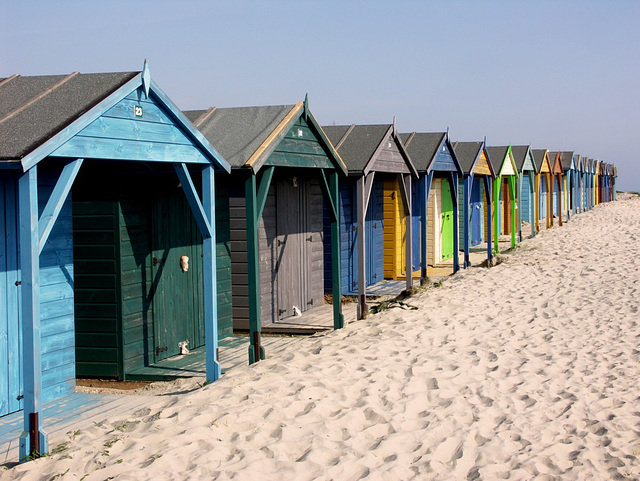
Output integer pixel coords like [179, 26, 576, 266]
[540, 178, 547, 221]
[1, 175, 22, 417]
[521, 174, 530, 225]
[470, 178, 483, 246]
[411, 181, 420, 272]
[366, 179, 384, 286]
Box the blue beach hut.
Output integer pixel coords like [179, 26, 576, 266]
[0, 63, 229, 460]
[511, 146, 537, 241]
[452, 141, 495, 268]
[323, 122, 418, 319]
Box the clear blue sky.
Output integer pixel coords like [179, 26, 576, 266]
[3, 1, 638, 191]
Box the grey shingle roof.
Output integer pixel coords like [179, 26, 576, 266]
[486, 146, 510, 173]
[399, 132, 446, 171]
[185, 105, 295, 168]
[511, 145, 532, 172]
[452, 141, 484, 174]
[323, 124, 392, 172]
[0, 71, 138, 161]
[532, 149, 548, 171]
[559, 151, 574, 170]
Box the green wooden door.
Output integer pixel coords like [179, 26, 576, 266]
[441, 179, 454, 261]
[151, 186, 204, 362]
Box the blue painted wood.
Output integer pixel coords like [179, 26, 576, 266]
[540, 179, 547, 221]
[430, 146, 459, 172]
[366, 179, 384, 285]
[1, 174, 22, 417]
[411, 180, 420, 271]
[38, 159, 83, 254]
[201, 165, 220, 382]
[50, 136, 210, 164]
[18, 166, 48, 459]
[521, 174, 531, 230]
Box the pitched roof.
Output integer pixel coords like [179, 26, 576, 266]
[399, 132, 447, 171]
[452, 141, 484, 174]
[186, 104, 296, 169]
[323, 124, 393, 172]
[559, 151, 575, 170]
[486, 146, 510, 172]
[0, 71, 138, 161]
[511, 145, 533, 171]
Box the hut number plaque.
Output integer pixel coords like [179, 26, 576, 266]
[134, 105, 143, 118]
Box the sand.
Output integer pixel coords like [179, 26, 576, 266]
[3, 194, 639, 480]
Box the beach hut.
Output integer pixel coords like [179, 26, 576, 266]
[585, 158, 594, 210]
[511, 146, 537, 241]
[559, 151, 578, 220]
[548, 151, 564, 226]
[575, 155, 585, 213]
[532, 149, 552, 231]
[486, 146, 518, 254]
[323, 122, 417, 318]
[452, 141, 495, 268]
[400, 132, 463, 279]
[187, 100, 347, 362]
[0, 63, 229, 459]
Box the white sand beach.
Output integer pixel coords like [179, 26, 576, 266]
[3, 194, 639, 480]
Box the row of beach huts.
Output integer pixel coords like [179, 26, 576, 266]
[0, 63, 618, 458]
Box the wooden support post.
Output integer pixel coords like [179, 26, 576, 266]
[18, 166, 48, 461]
[529, 174, 536, 238]
[420, 173, 433, 283]
[547, 174, 552, 228]
[510, 176, 516, 249]
[329, 172, 344, 329]
[38, 158, 83, 254]
[356, 176, 367, 319]
[534, 175, 540, 233]
[462, 176, 470, 268]
[245, 175, 263, 364]
[402, 174, 412, 291]
[450, 172, 460, 273]
[201, 165, 220, 382]
[557, 174, 563, 227]
[493, 176, 500, 255]
[484, 176, 493, 263]
[517, 174, 523, 243]
[320, 170, 344, 330]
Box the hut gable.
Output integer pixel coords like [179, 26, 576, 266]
[187, 103, 345, 174]
[532, 149, 551, 173]
[401, 132, 461, 174]
[559, 151, 576, 172]
[549, 151, 563, 174]
[453, 141, 494, 177]
[511, 145, 536, 173]
[1, 67, 228, 171]
[323, 124, 415, 176]
[487, 146, 517, 177]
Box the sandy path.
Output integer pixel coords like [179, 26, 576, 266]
[3, 194, 639, 480]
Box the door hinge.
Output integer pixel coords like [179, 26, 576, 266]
[15, 280, 21, 286]
[155, 346, 168, 356]
[153, 257, 162, 266]
[277, 239, 285, 247]
[307, 299, 314, 306]
[16, 394, 24, 401]
[278, 308, 287, 316]
[306, 236, 313, 242]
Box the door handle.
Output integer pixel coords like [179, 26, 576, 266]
[153, 257, 162, 266]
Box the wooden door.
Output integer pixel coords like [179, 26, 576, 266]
[275, 178, 314, 320]
[502, 179, 511, 235]
[470, 178, 483, 246]
[151, 186, 204, 362]
[441, 179, 454, 260]
[1, 176, 22, 417]
[366, 180, 384, 285]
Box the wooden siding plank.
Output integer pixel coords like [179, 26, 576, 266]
[50, 136, 210, 164]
